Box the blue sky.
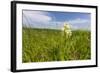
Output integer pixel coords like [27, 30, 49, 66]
[23, 10, 91, 30]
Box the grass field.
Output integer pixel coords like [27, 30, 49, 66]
[22, 28, 91, 63]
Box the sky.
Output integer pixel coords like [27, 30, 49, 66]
[22, 10, 91, 30]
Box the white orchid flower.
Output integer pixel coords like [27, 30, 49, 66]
[61, 22, 72, 38]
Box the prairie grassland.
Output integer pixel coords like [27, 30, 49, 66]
[22, 28, 91, 63]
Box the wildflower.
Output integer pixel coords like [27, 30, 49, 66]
[61, 22, 72, 38]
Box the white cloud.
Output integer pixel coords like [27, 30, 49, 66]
[23, 11, 52, 25]
[67, 18, 89, 24]
[67, 18, 90, 30]
[23, 11, 65, 29]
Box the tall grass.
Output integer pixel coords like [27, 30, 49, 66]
[22, 28, 91, 63]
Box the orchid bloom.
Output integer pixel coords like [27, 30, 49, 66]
[61, 22, 72, 38]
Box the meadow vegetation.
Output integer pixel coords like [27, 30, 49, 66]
[22, 28, 91, 63]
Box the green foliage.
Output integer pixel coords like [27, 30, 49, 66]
[22, 28, 91, 63]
